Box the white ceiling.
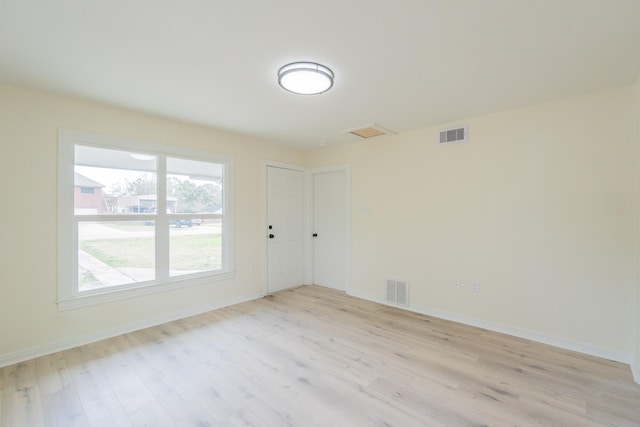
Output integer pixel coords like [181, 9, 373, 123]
[1, 0, 640, 149]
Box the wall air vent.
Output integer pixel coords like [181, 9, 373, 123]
[385, 278, 409, 306]
[439, 125, 468, 144]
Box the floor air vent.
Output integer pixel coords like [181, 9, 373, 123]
[386, 279, 409, 306]
[439, 125, 468, 144]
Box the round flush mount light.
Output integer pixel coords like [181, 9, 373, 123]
[278, 62, 334, 95]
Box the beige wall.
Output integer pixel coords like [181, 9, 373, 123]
[307, 87, 636, 362]
[0, 84, 304, 363]
[1, 81, 638, 371]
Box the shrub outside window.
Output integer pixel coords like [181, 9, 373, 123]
[58, 129, 234, 310]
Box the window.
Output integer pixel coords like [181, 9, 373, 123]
[58, 129, 234, 310]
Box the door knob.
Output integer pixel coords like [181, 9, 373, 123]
[313, 233, 318, 237]
[269, 234, 275, 239]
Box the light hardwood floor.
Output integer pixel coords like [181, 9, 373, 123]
[2, 285, 639, 426]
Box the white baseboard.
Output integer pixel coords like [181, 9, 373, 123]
[348, 289, 631, 365]
[0, 291, 264, 369]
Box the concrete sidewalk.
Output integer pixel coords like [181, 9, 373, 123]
[78, 249, 144, 290]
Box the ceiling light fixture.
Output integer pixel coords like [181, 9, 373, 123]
[278, 62, 334, 95]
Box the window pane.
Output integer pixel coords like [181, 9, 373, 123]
[167, 157, 223, 214]
[78, 220, 155, 291]
[74, 145, 157, 215]
[169, 219, 222, 276]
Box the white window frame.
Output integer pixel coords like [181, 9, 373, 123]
[57, 129, 234, 310]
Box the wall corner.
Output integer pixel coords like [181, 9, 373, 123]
[634, 71, 640, 384]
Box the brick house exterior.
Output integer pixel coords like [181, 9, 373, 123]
[74, 173, 106, 214]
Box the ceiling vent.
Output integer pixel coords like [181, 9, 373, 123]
[439, 125, 468, 144]
[344, 124, 396, 139]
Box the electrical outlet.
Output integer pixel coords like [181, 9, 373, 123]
[471, 281, 479, 292]
[454, 281, 460, 289]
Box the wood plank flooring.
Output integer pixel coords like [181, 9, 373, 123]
[1, 285, 639, 426]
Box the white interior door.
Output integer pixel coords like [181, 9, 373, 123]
[267, 166, 304, 293]
[313, 169, 348, 290]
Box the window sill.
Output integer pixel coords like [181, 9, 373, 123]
[57, 271, 235, 311]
